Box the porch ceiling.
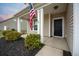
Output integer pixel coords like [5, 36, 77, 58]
[20, 3, 68, 20]
[44, 3, 68, 14]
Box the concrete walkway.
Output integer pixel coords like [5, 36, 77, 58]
[21, 34, 69, 56]
[36, 45, 63, 56]
[36, 37, 69, 56]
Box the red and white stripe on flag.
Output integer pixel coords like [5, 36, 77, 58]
[29, 8, 36, 30]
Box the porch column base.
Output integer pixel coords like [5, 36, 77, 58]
[41, 36, 44, 43]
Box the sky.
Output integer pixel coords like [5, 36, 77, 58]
[0, 3, 27, 22]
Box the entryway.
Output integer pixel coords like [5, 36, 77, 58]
[36, 3, 72, 56]
[52, 17, 64, 38]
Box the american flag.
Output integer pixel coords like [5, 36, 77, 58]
[29, 3, 36, 30]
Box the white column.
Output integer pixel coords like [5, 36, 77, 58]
[37, 10, 40, 34]
[49, 13, 51, 37]
[4, 26, 7, 30]
[17, 17, 21, 32]
[40, 8, 44, 43]
[73, 3, 79, 56]
[37, 8, 44, 43]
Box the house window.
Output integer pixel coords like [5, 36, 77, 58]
[33, 19, 38, 31]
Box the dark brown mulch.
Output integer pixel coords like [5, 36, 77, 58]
[63, 50, 72, 56]
[0, 37, 44, 56]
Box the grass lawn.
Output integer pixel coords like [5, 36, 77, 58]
[0, 37, 44, 56]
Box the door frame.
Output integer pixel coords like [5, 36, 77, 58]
[52, 17, 64, 38]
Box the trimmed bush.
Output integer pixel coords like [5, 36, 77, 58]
[2, 30, 11, 36]
[0, 30, 4, 38]
[25, 34, 41, 50]
[11, 29, 16, 31]
[2, 30, 21, 41]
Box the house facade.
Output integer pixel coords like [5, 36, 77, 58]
[0, 17, 27, 33]
[0, 3, 79, 56]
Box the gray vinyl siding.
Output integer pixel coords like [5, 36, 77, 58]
[21, 19, 27, 33]
[65, 4, 73, 54]
[0, 23, 4, 30]
[0, 18, 17, 30]
[43, 14, 49, 36]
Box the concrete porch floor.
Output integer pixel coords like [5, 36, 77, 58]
[36, 37, 69, 56]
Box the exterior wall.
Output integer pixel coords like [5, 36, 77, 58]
[0, 18, 17, 30]
[43, 14, 49, 36]
[0, 23, 4, 30]
[21, 19, 27, 33]
[65, 4, 73, 54]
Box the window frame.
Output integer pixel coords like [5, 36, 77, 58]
[32, 18, 38, 31]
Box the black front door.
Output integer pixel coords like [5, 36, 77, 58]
[54, 19, 62, 36]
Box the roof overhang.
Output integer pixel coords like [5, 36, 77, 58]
[14, 3, 51, 18]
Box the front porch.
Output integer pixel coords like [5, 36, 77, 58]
[38, 3, 73, 55]
[43, 37, 69, 51]
[36, 37, 69, 56]
[16, 3, 73, 55]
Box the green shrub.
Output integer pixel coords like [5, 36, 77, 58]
[25, 34, 41, 50]
[11, 29, 16, 31]
[2, 30, 21, 41]
[2, 30, 10, 36]
[0, 30, 4, 38]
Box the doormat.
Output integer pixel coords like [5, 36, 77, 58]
[63, 50, 72, 56]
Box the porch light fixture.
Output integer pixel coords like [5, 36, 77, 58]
[53, 5, 59, 10]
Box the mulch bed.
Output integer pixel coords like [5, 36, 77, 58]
[0, 37, 44, 56]
[63, 50, 72, 56]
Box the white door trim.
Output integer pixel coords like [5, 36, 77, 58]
[52, 17, 64, 38]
